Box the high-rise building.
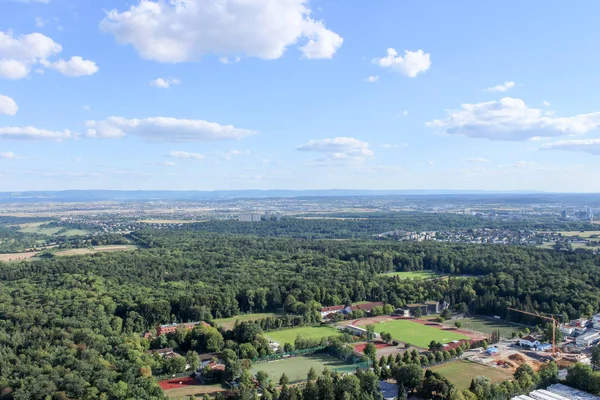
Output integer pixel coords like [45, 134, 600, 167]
[561, 210, 567, 218]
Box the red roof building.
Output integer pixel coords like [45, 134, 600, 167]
[144, 321, 211, 339]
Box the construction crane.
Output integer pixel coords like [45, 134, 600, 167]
[507, 307, 559, 357]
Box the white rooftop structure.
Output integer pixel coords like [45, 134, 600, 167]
[513, 384, 600, 400]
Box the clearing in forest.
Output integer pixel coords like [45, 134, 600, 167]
[378, 270, 439, 279]
[430, 360, 512, 389]
[214, 313, 280, 330]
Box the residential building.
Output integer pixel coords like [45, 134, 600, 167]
[560, 325, 575, 336]
[321, 302, 385, 318]
[576, 331, 600, 347]
[320, 305, 345, 318]
[592, 314, 600, 329]
[392, 308, 410, 317]
[519, 336, 540, 348]
[238, 213, 263, 222]
[152, 321, 210, 337]
[146, 348, 179, 359]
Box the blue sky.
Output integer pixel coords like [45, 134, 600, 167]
[1, 0, 600, 192]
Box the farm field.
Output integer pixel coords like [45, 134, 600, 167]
[251, 354, 361, 383]
[214, 313, 280, 330]
[445, 317, 522, 339]
[431, 361, 512, 389]
[17, 222, 88, 236]
[557, 230, 600, 238]
[161, 380, 225, 399]
[372, 319, 469, 348]
[0, 251, 40, 262]
[264, 326, 341, 345]
[378, 270, 439, 279]
[54, 245, 138, 257]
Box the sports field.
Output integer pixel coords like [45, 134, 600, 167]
[251, 354, 360, 383]
[378, 270, 438, 279]
[444, 317, 522, 339]
[214, 313, 280, 330]
[264, 326, 341, 345]
[431, 361, 512, 389]
[372, 319, 469, 348]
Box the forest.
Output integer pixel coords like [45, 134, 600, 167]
[2, 228, 600, 398]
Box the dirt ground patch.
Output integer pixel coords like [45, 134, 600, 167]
[0, 251, 39, 262]
[354, 341, 405, 358]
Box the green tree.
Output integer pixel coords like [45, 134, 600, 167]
[256, 370, 270, 389]
[395, 364, 424, 394]
[592, 345, 600, 370]
[454, 321, 462, 329]
[279, 372, 290, 386]
[364, 342, 377, 361]
[538, 361, 558, 387]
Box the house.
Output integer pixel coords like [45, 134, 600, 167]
[574, 326, 588, 336]
[146, 348, 179, 359]
[519, 336, 540, 348]
[352, 302, 385, 313]
[536, 343, 552, 352]
[198, 352, 222, 366]
[576, 331, 600, 347]
[392, 308, 410, 317]
[156, 321, 210, 337]
[593, 314, 600, 329]
[320, 305, 345, 318]
[570, 318, 589, 328]
[425, 300, 440, 314]
[559, 325, 575, 336]
[402, 301, 442, 317]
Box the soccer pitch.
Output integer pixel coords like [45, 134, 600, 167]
[251, 354, 360, 384]
[264, 326, 341, 345]
[373, 319, 469, 348]
[431, 361, 512, 389]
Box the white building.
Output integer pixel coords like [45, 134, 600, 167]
[519, 336, 540, 348]
[238, 213, 262, 222]
[344, 325, 380, 338]
[592, 314, 600, 329]
[576, 331, 600, 347]
[560, 325, 575, 336]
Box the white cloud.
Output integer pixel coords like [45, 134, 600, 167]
[484, 81, 515, 92]
[427, 97, 600, 141]
[168, 150, 204, 160]
[100, 0, 343, 63]
[0, 31, 98, 78]
[427, 160, 434, 165]
[219, 56, 241, 64]
[150, 77, 180, 89]
[85, 117, 257, 142]
[463, 157, 489, 163]
[380, 143, 398, 149]
[164, 161, 176, 167]
[0, 95, 18, 115]
[0, 151, 16, 159]
[541, 139, 600, 155]
[41, 56, 99, 77]
[35, 17, 46, 28]
[298, 137, 373, 163]
[0, 126, 72, 141]
[543, 100, 551, 107]
[365, 75, 379, 83]
[220, 149, 250, 160]
[372, 48, 431, 78]
[82, 105, 91, 111]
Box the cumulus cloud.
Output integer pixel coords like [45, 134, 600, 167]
[0, 95, 18, 115]
[543, 101, 551, 107]
[484, 81, 515, 92]
[163, 161, 176, 167]
[541, 139, 600, 155]
[82, 105, 91, 111]
[380, 143, 398, 149]
[0, 30, 98, 78]
[0, 151, 16, 159]
[168, 150, 204, 160]
[0, 126, 72, 140]
[41, 56, 99, 77]
[298, 137, 373, 163]
[85, 117, 257, 142]
[427, 97, 600, 141]
[150, 77, 180, 89]
[100, 0, 343, 63]
[365, 75, 379, 83]
[220, 149, 250, 160]
[219, 56, 241, 64]
[463, 157, 489, 163]
[372, 48, 431, 77]
[35, 17, 46, 28]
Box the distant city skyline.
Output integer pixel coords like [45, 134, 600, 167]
[2, 1, 600, 192]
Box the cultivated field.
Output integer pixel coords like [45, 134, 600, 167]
[161, 380, 224, 399]
[557, 230, 600, 238]
[430, 360, 512, 389]
[17, 222, 88, 236]
[264, 326, 341, 345]
[53, 245, 138, 257]
[0, 251, 40, 262]
[215, 313, 280, 330]
[444, 317, 522, 339]
[251, 354, 360, 383]
[378, 271, 439, 279]
[370, 319, 469, 348]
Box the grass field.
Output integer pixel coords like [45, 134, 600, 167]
[17, 222, 88, 236]
[264, 326, 341, 345]
[164, 383, 225, 399]
[557, 230, 600, 238]
[214, 313, 280, 330]
[139, 219, 199, 224]
[251, 354, 360, 383]
[372, 319, 469, 348]
[378, 270, 439, 279]
[444, 317, 523, 339]
[54, 245, 138, 257]
[431, 361, 512, 389]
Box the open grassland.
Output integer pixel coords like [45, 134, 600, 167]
[378, 270, 439, 279]
[17, 222, 88, 236]
[557, 230, 600, 238]
[372, 319, 469, 348]
[444, 317, 522, 338]
[214, 313, 280, 330]
[54, 245, 138, 257]
[431, 361, 512, 389]
[264, 326, 341, 345]
[164, 383, 225, 399]
[138, 219, 199, 224]
[251, 354, 360, 383]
